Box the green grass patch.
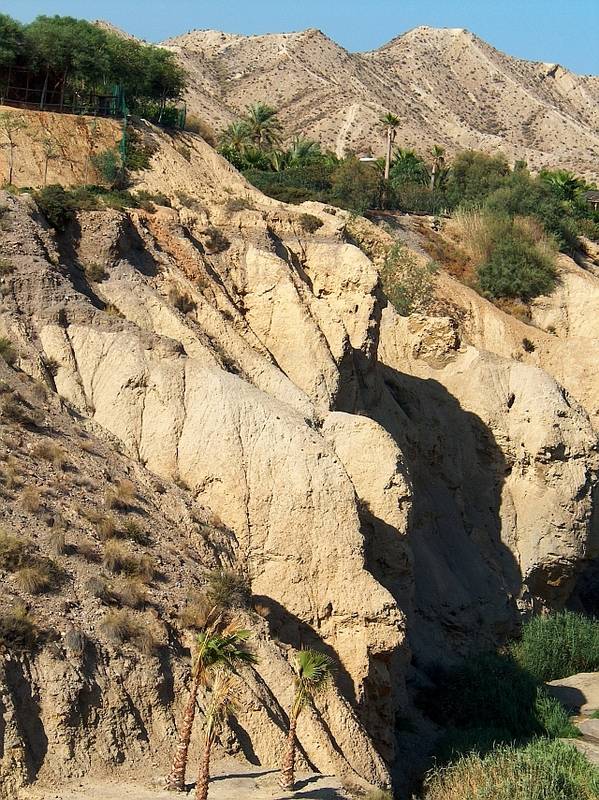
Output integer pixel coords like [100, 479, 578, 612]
[510, 611, 599, 683]
[421, 738, 599, 800]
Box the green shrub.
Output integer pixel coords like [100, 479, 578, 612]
[381, 244, 438, 316]
[298, 213, 324, 233]
[91, 148, 122, 187]
[511, 611, 599, 682]
[477, 230, 556, 300]
[421, 738, 599, 800]
[35, 184, 74, 231]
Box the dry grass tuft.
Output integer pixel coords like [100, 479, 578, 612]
[178, 591, 212, 630]
[103, 540, 155, 583]
[20, 485, 43, 513]
[0, 529, 32, 571]
[33, 440, 68, 469]
[0, 605, 38, 650]
[47, 528, 66, 557]
[206, 568, 251, 610]
[105, 479, 137, 511]
[63, 626, 86, 656]
[116, 577, 148, 609]
[14, 563, 57, 594]
[100, 609, 156, 654]
[85, 575, 111, 602]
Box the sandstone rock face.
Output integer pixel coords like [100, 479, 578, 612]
[547, 672, 599, 715]
[0, 113, 597, 796]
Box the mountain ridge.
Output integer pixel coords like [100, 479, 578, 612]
[154, 23, 599, 176]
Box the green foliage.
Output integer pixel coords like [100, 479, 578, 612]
[4, 13, 185, 112]
[445, 150, 511, 207]
[330, 157, 381, 213]
[34, 184, 74, 231]
[511, 611, 599, 682]
[91, 149, 122, 187]
[389, 148, 429, 186]
[381, 244, 438, 316]
[421, 738, 599, 800]
[477, 225, 557, 301]
[298, 213, 324, 233]
[424, 649, 579, 766]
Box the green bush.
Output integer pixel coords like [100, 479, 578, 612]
[511, 611, 599, 682]
[381, 244, 438, 316]
[35, 184, 74, 231]
[91, 148, 122, 187]
[421, 738, 599, 800]
[477, 229, 557, 300]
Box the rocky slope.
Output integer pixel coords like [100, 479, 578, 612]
[0, 107, 597, 797]
[161, 25, 599, 176]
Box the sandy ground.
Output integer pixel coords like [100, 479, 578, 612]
[18, 762, 353, 800]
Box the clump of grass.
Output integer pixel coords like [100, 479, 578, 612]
[0, 336, 16, 366]
[33, 440, 68, 469]
[96, 513, 118, 541]
[20, 485, 43, 513]
[105, 479, 136, 512]
[0, 258, 14, 275]
[178, 591, 212, 630]
[511, 611, 599, 682]
[103, 540, 155, 582]
[47, 528, 66, 557]
[100, 609, 156, 654]
[168, 287, 196, 315]
[63, 626, 86, 656]
[298, 213, 323, 233]
[225, 196, 254, 213]
[116, 577, 147, 609]
[83, 263, 107, 283]
[120, 517, 149, 545]
[85, 575, 111, 602]
[0, 529, 32, 571]
[14, 562, 59, 594]
[420, 738, 599, 800]
[202, 226, 230, 254]
[206, 568, 251, 610]
[0, 605, 39, 650]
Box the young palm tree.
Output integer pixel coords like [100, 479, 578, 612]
[219, 120, 252, 153]
[280, 649, 333, 791]
[429, 144, 446, 192]
[287, 136, 322, 166]
[166, 622, 256, 792]
[244, 102, 283, 150]
[195, 669, 238, 800]
[380, 112, 400, 181]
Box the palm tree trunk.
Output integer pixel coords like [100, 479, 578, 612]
[7, 145, 14, 186]
[384, 128, 392, 181]
[430, 162, 437, 192]
[166, 670, 201, 792]
[281, 714, 298, 790]
[195, 734, 213, 800]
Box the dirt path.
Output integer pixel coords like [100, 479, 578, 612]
[19, 762, 352, 800]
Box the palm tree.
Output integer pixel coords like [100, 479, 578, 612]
[166, 622, 256, 792]
[380, 112, 400, 181]
[195, 670, 238, 800]
[280, 649, 333, 791]
[287, 136, 322, 166]
[219, 120, 252, 153]
[429, 145, 446, 192]
[244, 102, 283, 150]
[541, 169, 585, 203]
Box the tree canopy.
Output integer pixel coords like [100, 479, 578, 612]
[0, 13, 186, 109]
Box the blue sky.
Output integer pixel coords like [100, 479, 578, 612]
[4, 0, 599, 75]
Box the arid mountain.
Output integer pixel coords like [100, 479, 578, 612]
[162, 25, 599, 177]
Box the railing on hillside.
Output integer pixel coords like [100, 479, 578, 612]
[0, 66, 186, 129]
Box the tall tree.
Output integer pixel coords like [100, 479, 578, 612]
[429, 144, 446, 191]
[194, 670, 238, 800]
[166, 622, 256, 792]
[219, 120, 252, 154]
[0, 14, 24, 68]
[0, 112, 27, 185]
[244, 102, 282, 150]
[380, 112, 400, 181]
[280, 649, 333, 791]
